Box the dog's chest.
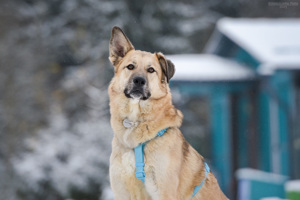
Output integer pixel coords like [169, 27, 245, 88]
[120, 149, 155, 176]
[121, 150, 136, 173]
[120, 148, 160, 200]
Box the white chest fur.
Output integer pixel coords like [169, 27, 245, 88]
[121, 150, 135, 173]
[122, 99, 140, 147]
[128, 99, 140, 121]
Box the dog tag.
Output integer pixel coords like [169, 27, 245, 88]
[123, 118, 134, 128]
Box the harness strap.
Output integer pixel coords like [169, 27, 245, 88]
[192, 162, 210, 197]
[134, 128, 210, 198]
[134, 128, 168, 184]
[134, 143, 146, 183]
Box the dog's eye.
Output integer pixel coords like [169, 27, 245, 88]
[147, 67, 155, 73]
[127, 64, 135, 70]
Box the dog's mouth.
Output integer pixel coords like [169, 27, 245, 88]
[124, 88, 151, 100]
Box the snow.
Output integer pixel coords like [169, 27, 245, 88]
[217, 18, 300, 72]
[12, 64, 113, 197]
[154, 37, 190, 52]
[258, 63, 300, 76]
[285, 180, 300, 192]
[236, 168, 289, 184]
[14, 109, 113, 195]
[101, 185, 114, 200]
[167, 54, 255, 81]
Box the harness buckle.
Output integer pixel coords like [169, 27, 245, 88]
[135, 171, 145, 179]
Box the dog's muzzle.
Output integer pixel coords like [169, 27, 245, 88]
[124, 76, 151, 100]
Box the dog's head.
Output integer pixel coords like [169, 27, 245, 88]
[109, 26, 175, 101]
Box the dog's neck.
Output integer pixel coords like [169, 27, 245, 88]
[109, 88, 183, 148]
[124, 98, 158, 121]
[110, 89, 178, 122]
[126, 98, 142, 122]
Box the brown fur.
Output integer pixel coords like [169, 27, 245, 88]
[108, 26, 228, 200]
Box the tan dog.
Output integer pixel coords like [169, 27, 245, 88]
[108, 26, 228, 200]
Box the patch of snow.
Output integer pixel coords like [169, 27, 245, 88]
[13, 65, 112, 197]
[101, 185, 114, 200]
[285, 180, 300, 192]
[258, 63, 300, 76]
[160, 2, 201, 18]
[167, 54, 255, 81]
[14, 109, 113, 195]
[177, 18, 213, 36]
[155, 37, 190, 52]
[236, 168, 289, 184]
[217, 18, 300, 68]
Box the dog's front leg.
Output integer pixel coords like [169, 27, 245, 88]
[110, 175, 131, 200]
[152, 177, 181, 200]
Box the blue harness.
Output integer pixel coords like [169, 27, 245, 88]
[133, 128, 210, 197]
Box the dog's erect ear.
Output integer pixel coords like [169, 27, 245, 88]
[109, 26, 134, 66]
[155, 52, 175, 83]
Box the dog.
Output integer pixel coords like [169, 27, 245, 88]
[108, 26, 228, 200]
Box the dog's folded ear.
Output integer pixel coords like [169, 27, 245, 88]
[109, 26, 134, 66]
[155, 53, 175, 83]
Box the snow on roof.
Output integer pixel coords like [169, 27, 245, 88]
[236, 168, 289, 184]
[167, 54, 255, 81]
[217, 18, 300, 70]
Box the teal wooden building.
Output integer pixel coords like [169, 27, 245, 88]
[169, 18, 300, 198]
[169, 54, 256, 197]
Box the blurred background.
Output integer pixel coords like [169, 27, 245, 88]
[0, 0, 300, 200]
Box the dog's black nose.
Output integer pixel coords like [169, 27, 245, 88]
[133, 77, 146, 87]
